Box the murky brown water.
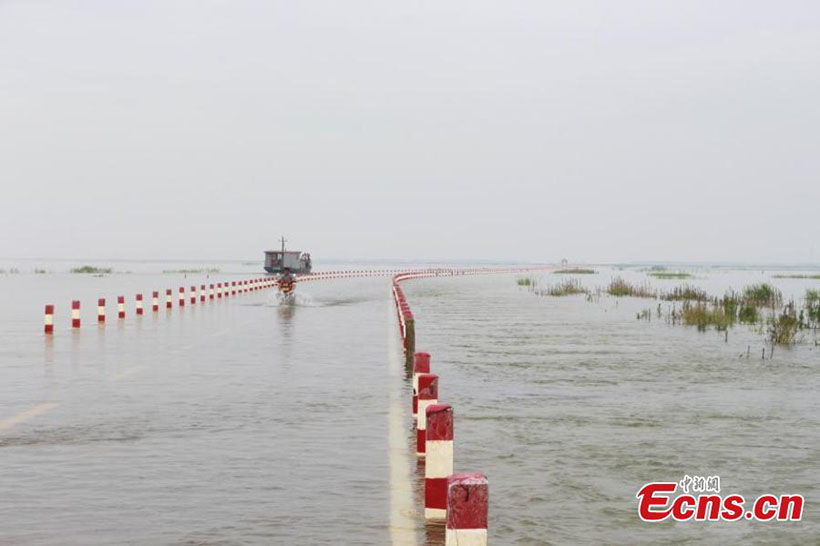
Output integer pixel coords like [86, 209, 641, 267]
[1, 262, 818, 544]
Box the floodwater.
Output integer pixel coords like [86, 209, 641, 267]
[1, 261, 818, 544]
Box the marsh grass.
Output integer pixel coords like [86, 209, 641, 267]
[743, 283, 782, 307]
[772, 273, 820, 279]
[662, 284, 709, 301]
[516, 277, 534, 287]
[682, 303, 731, 332]
[606, 277, 657, 298]
[537, 279, 588, 297]
[768, 302, 801, 345]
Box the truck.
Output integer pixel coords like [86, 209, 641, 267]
[264, 237, 312, 274]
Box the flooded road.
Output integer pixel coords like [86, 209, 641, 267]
[1, 264, 416, 545]
[1, 262, 818, 544]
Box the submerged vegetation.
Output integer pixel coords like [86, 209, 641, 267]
[606, 277, 657, 298]
[742, 283, 782, 307]
[555, 268, 597, 274]
[536, 279, 588, 297]
[526, 271, 818, 347]
[70, 265, 113, 274]
[662, 284, 709, 302]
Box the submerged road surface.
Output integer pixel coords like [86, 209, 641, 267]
[1, 275, 421, 545]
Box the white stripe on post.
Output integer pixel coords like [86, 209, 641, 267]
[416, 373, 438, 458]
[412, 352, 431, 420]
[44, 304, 54, 333]
[71, 300, 81, 328]
[425, 404, 453, 520]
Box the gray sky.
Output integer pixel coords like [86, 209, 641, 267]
[1, 1, 818, 263]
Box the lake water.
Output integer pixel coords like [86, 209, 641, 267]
[1, 261, 817, 544]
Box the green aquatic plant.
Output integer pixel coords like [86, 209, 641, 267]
[606, 277, 657, 298]
[537, 279, 587, 296]
[682, 303, 731, 332]
[805, 290, 820, 323]
[767, 304, 800, 345]
[738, 303, 760, 324]
[662, 284, 709, 301]
[70, 265, 113, 274]
[772, 273, 820, 279]
[516, 277, 534, 287]
[743, 283, 782, 307]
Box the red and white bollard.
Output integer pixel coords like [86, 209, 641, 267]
[166, 289, 173, 309]
[190, 286, 197, 304]
[209, 284, 215, 300]
[152, 291, 159, 312]
[446, 473, 488, 546]
[416, 373, 438, 457]
[117, 296, 125, 319]
[200, 285, 206, 302]
[217, 283, 223, 299]
[136, 294, 144, 315]
[44, 304, 54, 334]
[231, 281, 236, 296]
[425, 404, 454, 520]
[413, 352, 431, 419]
[71, 300, 81, 328]
[178, 287, 185, 307]
[97, 298, 106, 323]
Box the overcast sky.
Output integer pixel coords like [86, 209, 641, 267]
[1, 1, 817, 264]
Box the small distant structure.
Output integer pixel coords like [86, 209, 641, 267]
[561, 258, 568, 267]
[264, 236, 312, 274]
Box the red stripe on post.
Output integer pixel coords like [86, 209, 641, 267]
[166, 289, 172, 309]
[152, 291, 159, 312]
[117, 296, 125, 319]
[178, 287, 185, 307]
[98, 298, 106, 323]
[200, 285, 206, 302]
[426, 477, 448, 512]
[191, 286, 196, 304]
[426, 403, 453, 441]
[446, 473, 488, 530]
[136, 293, 144, 315]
